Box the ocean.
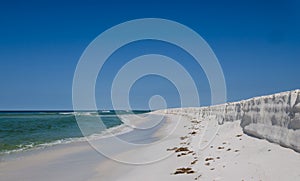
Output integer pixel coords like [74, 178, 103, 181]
[0, 110, 149, 155]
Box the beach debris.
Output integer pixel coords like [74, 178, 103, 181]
[210, 168, 215, 171]
[194, 174, 202, 180]
[216, 156, 220, 159]
[177, 152, 187, 157]
[236, 134, 243, 137]
[226, 148, 231, 151]
[205, 162, 210, 166]
[180, 136, 188, 140]
[177, 150, 193, 157]
[205, 157, 214, 161]
[167, 147, 178, 151]
[173, 167, 195, 175]
[234, 149, 239, 152]
[189, 131, 197, 135]
[218, 146, 225, 150]
[191, 159, 198, 165]
[175, 147, 190, 152]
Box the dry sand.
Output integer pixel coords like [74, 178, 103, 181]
[1, 113, 299, 180]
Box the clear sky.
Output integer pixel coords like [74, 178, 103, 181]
[0, 0, 299, 110]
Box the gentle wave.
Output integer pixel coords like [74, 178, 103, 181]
[0, 123, 133, 155]
[59, 112, 96, 116]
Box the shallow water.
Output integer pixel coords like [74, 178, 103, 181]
[0, 110, 149, 154]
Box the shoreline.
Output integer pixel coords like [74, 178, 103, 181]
[0, 113, 174, 180]
[1, 105, 300, 180]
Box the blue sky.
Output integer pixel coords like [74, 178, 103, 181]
[0, 0, 299, 110]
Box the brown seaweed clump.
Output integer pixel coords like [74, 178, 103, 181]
[173, 167, 195, 175]
[175, 147, 190, 152]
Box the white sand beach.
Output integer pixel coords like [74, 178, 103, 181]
[94, 114, 300, 181]
[1, 90, 300, 180]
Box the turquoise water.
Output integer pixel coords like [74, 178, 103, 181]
[0, 110, 148, 154]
